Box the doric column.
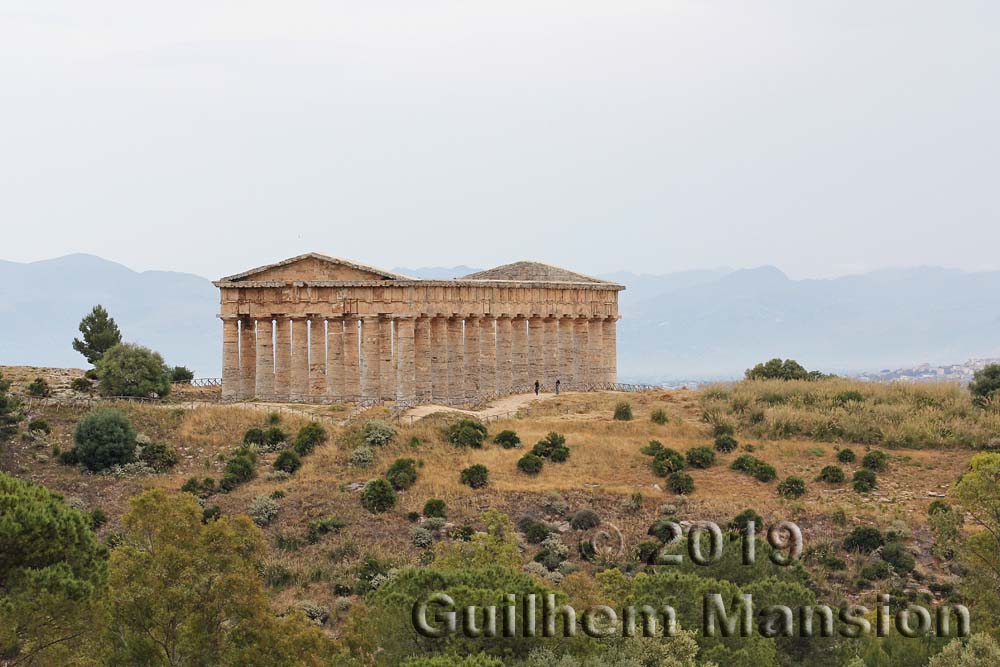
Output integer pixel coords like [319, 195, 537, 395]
[395, 316, 416, 404]
[588, 317, 604, 388]
[343, 316, 362, 400]
[603, 317, 618, 384]
[543, 317, 558, 388]
[573, 316, 590, 387]
[379, 316, 395, 400]
[479, 316, 497, 397]
[255, 318, 274, 399]
[431, 316, 449, 402]
[559, 316, 576, 390]
[327, 317, 344, 399]
[308, 318, 326, 400]
[273, 317, 291, 401]
[414, 316, 432, 403]
[496, 316, 514, 396]
[528, 316, 544, 390]
[511, 316, 529, 392]
[290, 318, 309, 401]
[239, 318, 256, 400]
[464, 315, 481, 401]
[221, 317, 240, 400]
[360, 316, 380, 400]
[447, 317, 464, 404]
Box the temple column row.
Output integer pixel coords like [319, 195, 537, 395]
[220, 313, 617, 403]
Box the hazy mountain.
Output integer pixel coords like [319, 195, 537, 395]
[0, 254, 219, 376]
[2, 255, 998, 382]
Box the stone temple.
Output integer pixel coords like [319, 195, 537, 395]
[214, 253, 623, 405]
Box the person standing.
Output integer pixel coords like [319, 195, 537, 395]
[555, 379, 561, 395]
[534, 380, 540, 395]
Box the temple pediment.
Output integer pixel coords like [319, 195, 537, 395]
[219, 253, 413, 283]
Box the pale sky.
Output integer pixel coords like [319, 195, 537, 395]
[2, 1, 998, 280]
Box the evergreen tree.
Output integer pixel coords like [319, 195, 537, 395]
[72, 305, 122, 365]
[0, 373, 21, 442]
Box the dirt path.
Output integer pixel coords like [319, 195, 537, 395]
[402, 391, 559, 421]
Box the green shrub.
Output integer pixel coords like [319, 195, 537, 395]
[517, 515, 552, 543]
[650, 409, 668, 425]
[531, 432, 569, 462]
[221, 448, 257, 491]
[541, 492, 568, 516]
[650, 448, 685, 477]
[362, 420, 396, 447]
[361, 479, 397, 513]
[74, 408, 137, 471]
[307, 516, 346, 542]
[243, 428, 266, 446]
[201, 505, 222, 523]
[70, 377, 94, 393]
[641, 440, 665, 457]
[837, 448, 856, 463]
[460, 464, 489, 489]
[266, 412, 281, 426]
[862, 450, 889, 472]
[970, 364, 1000, 405]
[853, 469, 878, 493]
[835, 390, 865, 404]
[444, 419, 488, 448]
[493, 430, 521, 449]
[753, 463, 777, 483]
[613, 401, 633, 421]
[406, 511, 421, 523]
[411, 527, 434, 549]
[728, 509, 764, 536]
[95, 343, 171, 398]
[264, 427, 288, 448]
[27, 377, 51, 397]
[517, 453, 544, 475]
[293, 422, 327, 456]
[714, 434, 738, 453]
[844, 526, 884, 553]
[685, 446, 716, 469]
[386, 458, 418, 491]
[170, 366, 195, 383]
[139, 441, 179, 471]
[90, 507, 108, 530]
[881, 542, 915, 574]
[274, 450, 302, 474]
[667, 472, 695, 495]
[422, 498, 446, 518]
[928, 500, 952, 515]
[181, 476, 215, 497]
[569, 509, 601, 530]
[730, 454, 760, 473]
[860, 560, 891, 581]
[248, 495, 280, 526]
[27, 419, 50, 434]
[349, 446, 375, 468]
[817, 465, 845, 483]
[777, 476, 807, 498]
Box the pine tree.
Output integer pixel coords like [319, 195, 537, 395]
[72, 304, 122, 365]
[0, 372, 21, 441]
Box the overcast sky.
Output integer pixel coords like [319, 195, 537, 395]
[2, 1, 998, 280]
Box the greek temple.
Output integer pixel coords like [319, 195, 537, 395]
[214, 253, 623, 405]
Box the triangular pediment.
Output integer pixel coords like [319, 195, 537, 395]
[220, 253, 414, 282]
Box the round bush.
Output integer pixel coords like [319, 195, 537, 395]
[248, 495, 280, 526]
[714, 434, 738, 453]
[386, 458, 418, 491]
[728, 509, 764, 536]
[836, 448, 857, 463]
[243, 428, 266, 446]
[852, 469, 878, 493]
[74, 408, 137, 471]
[493, 430, 521, 449]
[685, 446, 716, 469]
[27, 377, 51, 397]
[817, 465, 845, 484]
[294, 422, 327, 456]
[928, 500, 952, 516]
[650, 448, 686, 477]
[648, 519, 679, 543]
[730, 454, 760, 473]
[862, 450, 889, 473]
[423, 498, 446, 518]
[362, 420, 396, 447]
[777, 476, 807, 498]
[753, 463, 777, 483]
[569, 509, 601, 530]
[139, 441, 179, 472]
[361, 479, 397, 513]
[532, 432, 569, 461]
[881, 542, 916, 574]
[844, 526, 884, 553]
[667, 472, 695, 495]
[27, 419, 50, 434]
[444, 419, 488, 448]
[274, 450, 302, 474]
[517, 453, 544, 475]
[411, 527, 434, 549]
[460, 464, 489, 489]
[95, 343, 171, 398]
[548, 445, 570, 463]
[264, 427, 288, 448]
[349, 446, 375, 468]
[170, 365, 195, 383]
[613, 402, 633, 421]
[650, 408, 668, 425]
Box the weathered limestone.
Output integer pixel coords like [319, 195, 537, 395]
[222, 317, 240, 400]
[496, 316, 514, 395]
[360, 316, 380, 400]
[239, 318, 256, 399]
[430, 316, 448, 401]
[414, 316, 432, 403]
[273, 317, 291, 401]
[255, 318, 275, 399]
[216, 254, 623, 404]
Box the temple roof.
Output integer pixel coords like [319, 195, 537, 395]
[461, 261, 616, 285]
[218, 253, 415, 283]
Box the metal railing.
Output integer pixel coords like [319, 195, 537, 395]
[172, 377, 222, 387]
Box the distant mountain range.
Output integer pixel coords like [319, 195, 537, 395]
[2, 255, 998, 381]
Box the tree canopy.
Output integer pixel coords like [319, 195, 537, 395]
[95, 343, 171, 398]
[72, 305, 122, 365]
